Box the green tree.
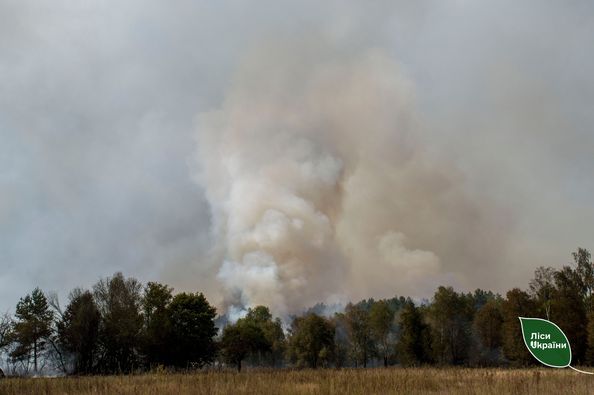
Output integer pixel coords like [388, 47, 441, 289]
[369, 300, 395, 367]
[345, 303, 375, 367]
[141, 282, 173, 368]
[287, 313, 335, 368]
[427, 287, 473, 365]
[168, 292, 217, 368]
[10, 288, 54, 373]
[573, 248, 594, 312]
[242, 306, 285, 367]
[586, 312, 594, 364]
[331, 313, 350, 368]
[471, 289, 498, 311]
[264, 318, 285, 367]
[57, 289, 100, 374]
[568, 248, 594, 364]
[220, 324, 248, 372]
[551, 266, 587, 364]
[93, 272, 143, 373]
[397, 301, 432, 366]
[220, 319, 268, 372]
[501, 288, 536, 364]
[474, 299, 503, 350]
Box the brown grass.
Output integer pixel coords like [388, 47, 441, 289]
[0, 367, 592, 395]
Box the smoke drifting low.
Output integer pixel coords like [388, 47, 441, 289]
[195, 46, 506, 317]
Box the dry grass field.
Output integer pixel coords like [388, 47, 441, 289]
[0, 367, 593, 395]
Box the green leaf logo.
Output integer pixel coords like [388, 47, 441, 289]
[519, 317, 571, 368]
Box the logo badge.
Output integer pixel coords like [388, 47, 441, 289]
[519, 317, 592, 374]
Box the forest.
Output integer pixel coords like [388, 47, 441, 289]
[1, 248, 593, 377]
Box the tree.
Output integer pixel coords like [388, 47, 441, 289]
[44, 291, 69, 374]
[586, 312, 594, 365]
[0, 313, 11, 353]
[220, 319, 268, 372]
[287, 313, 335, 368]
[573, 248, 594, 312]
[242, 306, 285, 367]
[501, 288, 536, 364]
[263, 318, 285, 367]
[385, 296, 408, 314]
[332, 313, 350, 368]
[10, 288, 54, 373]
[220, 324, 248, 372]
[552, 266, 587, 364]
[474, 299, 503, 350]
[345, 303, 375, 367]
[57, 289, 100, 374]
[0, 312, 12, 377]
[141, 282, 173, 368]
[168, 292, 217, 368]
[369, 300, 395, 367]
[397, 301, 431, 366]
[93, 273, 143, 374]
[427, 287, 473, 365]
[471, 289, 498, 311]
[529, 266, 556, 320]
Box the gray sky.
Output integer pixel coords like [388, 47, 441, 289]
[1, 1, 594, 314]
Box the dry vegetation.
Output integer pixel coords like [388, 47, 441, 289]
[0, 368, 592, 395]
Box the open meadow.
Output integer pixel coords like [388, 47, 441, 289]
[1, 368, 592, 395]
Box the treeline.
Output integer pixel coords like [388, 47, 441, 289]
[1, 248, 594, 375]
[0, 274, 217, 375]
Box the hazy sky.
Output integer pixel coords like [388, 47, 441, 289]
[1, 1, 594, 314]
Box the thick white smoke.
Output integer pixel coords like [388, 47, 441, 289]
[195, 46, 499, 317]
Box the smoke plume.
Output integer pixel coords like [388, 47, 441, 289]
[3, 1, 592, 316]
[195, 45, 504, 317]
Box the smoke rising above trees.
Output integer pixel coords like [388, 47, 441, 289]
[195, 48, 507, 318]
[2, 0, 594, 323]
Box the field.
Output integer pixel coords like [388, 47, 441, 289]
[0, 367, 592, 395]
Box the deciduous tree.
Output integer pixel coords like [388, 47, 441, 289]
[369, 300, 394, 367]
[345, 303, 375, 367]
[552, 266, 587, 364]
[220, 319, 268, 372]
[141, 282, 173, 367]
[168, 292, 217, 368]
[242, 306, 285, 367]
[57, 289, 100, 374]
[427, 287, 473, 365]
[93, 273, 143, 373]
[397, 301, 431, 366]
[501, 288, 536, 364]
[474, 299, 503, 350]
[287, 313, 334, 369]
[529, 266, 556, 320]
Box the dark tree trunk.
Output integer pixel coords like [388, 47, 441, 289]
[237, 359, 242, 372]
[34, 340, 38, 373]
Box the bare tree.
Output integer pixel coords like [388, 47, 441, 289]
[0, 313, 13, 378]
[0, 313, 11, 350]
[529, 266, 556, 320]
[46, 291, 68, 374]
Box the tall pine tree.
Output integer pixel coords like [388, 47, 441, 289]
[11, 288, 54, 373]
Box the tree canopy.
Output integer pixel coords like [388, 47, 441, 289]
[2, 248, 594, 375]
